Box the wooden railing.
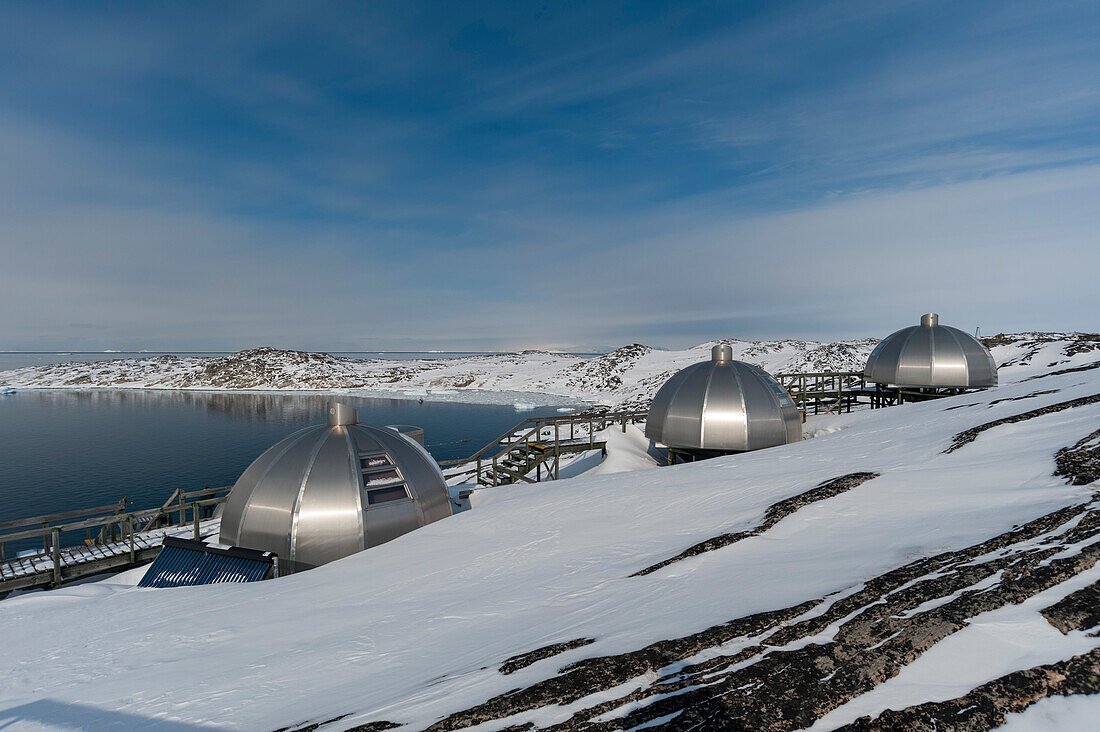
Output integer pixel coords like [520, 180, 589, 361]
[439, 409, 650, 486]
[775, 371, 866, 417]
[0, 486, 231, 588]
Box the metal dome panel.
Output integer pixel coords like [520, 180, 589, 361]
[219, 404, 452, 573]
[645, 345, 801, 452]
[864, 313, 997, 388]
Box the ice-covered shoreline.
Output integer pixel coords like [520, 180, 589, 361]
[0, 338, 878, 408]
[2, 332, 1096, 408]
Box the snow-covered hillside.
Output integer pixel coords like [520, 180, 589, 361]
[0, 338, 880, 408]
[2, 334, 1094, 411]
[1, 338, 1100, 731]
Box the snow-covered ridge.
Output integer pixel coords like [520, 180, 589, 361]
[1, 333, 1096, 408]
[0, 340, 878, 407]
[2, 340, 1100, 729]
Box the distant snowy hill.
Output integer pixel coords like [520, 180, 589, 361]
[1, 335, 1100, 730]
[2, 333, 1096, 410]
[0, 339, 883, 408]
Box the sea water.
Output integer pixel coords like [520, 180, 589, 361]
[0, 390, 573, 534]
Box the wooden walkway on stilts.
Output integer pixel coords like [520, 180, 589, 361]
[0, 486, 229, 596]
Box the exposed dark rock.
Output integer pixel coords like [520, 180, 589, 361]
[411, 492, 1100, 732]
[987, 388, 1060, 406]
[1055, 428, 1100, 486]
[633, 473, 879, 577]
[1042, 578, 1100, 634]
[558, 344, 652, 394]
[837, 647, 1100, 731]
[500, 639, 597, 675]
[272, 714, 355, 731]
[1023, 359, 1100, 382]
[944, 393, 1100, 453]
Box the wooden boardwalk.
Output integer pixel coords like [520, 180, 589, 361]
[440, 409, 650, 487]
[0, 519, 221, 594]
[0, 486, 229, 597]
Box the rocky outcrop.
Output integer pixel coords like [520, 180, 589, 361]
[556, 344, 652, 394]
[500, 639, 597, 675]
[1055, 428, 1100, 486]
[633, 472, 879, 576]
[944, 393, 1100, 453]
[838, 647, 1100, 731]
[1042, 579, 1100, 635]
[363, 490, 1094, 732]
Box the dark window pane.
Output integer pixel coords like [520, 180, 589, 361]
[360, 455, 391, 470]
[367, 485, 408, 505]
[364, 468, 401, 486]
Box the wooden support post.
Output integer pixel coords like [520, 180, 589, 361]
[127, 516, 135, 563]
[42, 521, 50, 553]
[492, 456, 498, 486]
[193, 504, 200, 540]
[589, 420, 594, 448]
[476, 457, 482, 486]
[177, 490, 185, 527]
[51, 527, 61, 587]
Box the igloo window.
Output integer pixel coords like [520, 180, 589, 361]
[360, 454, 391, 470]
[367, 485, 408, 505]
[364, 468, 402, 486]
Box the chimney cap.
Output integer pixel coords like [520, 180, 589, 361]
[327, 402, 358, 426]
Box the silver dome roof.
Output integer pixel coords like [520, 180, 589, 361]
[219, 403, 452, 572]
[864, 313, 997, 388]
[645, 344, 801, 452]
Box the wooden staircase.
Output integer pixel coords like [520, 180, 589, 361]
[440, 409, 650, 488]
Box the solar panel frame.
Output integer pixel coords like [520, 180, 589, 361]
[138, 536, 276, 588]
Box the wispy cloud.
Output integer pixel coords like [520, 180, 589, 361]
[0, 0, 1097, 350]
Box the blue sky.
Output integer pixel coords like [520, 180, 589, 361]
[1, 0, 1098, 352]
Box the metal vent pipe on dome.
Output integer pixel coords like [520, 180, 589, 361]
[645, 344, 801, 452]
[219, 402, 452, 573]
[864, 313, 998, 388]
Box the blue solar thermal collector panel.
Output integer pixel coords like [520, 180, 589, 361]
[138, 536, 276, 588]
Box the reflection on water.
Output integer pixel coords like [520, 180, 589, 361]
[0, 390, 569, 525]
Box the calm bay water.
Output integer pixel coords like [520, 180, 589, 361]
[0, 390, 571, 527]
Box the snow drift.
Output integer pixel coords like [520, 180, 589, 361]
[1, 333, 1099, 731]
